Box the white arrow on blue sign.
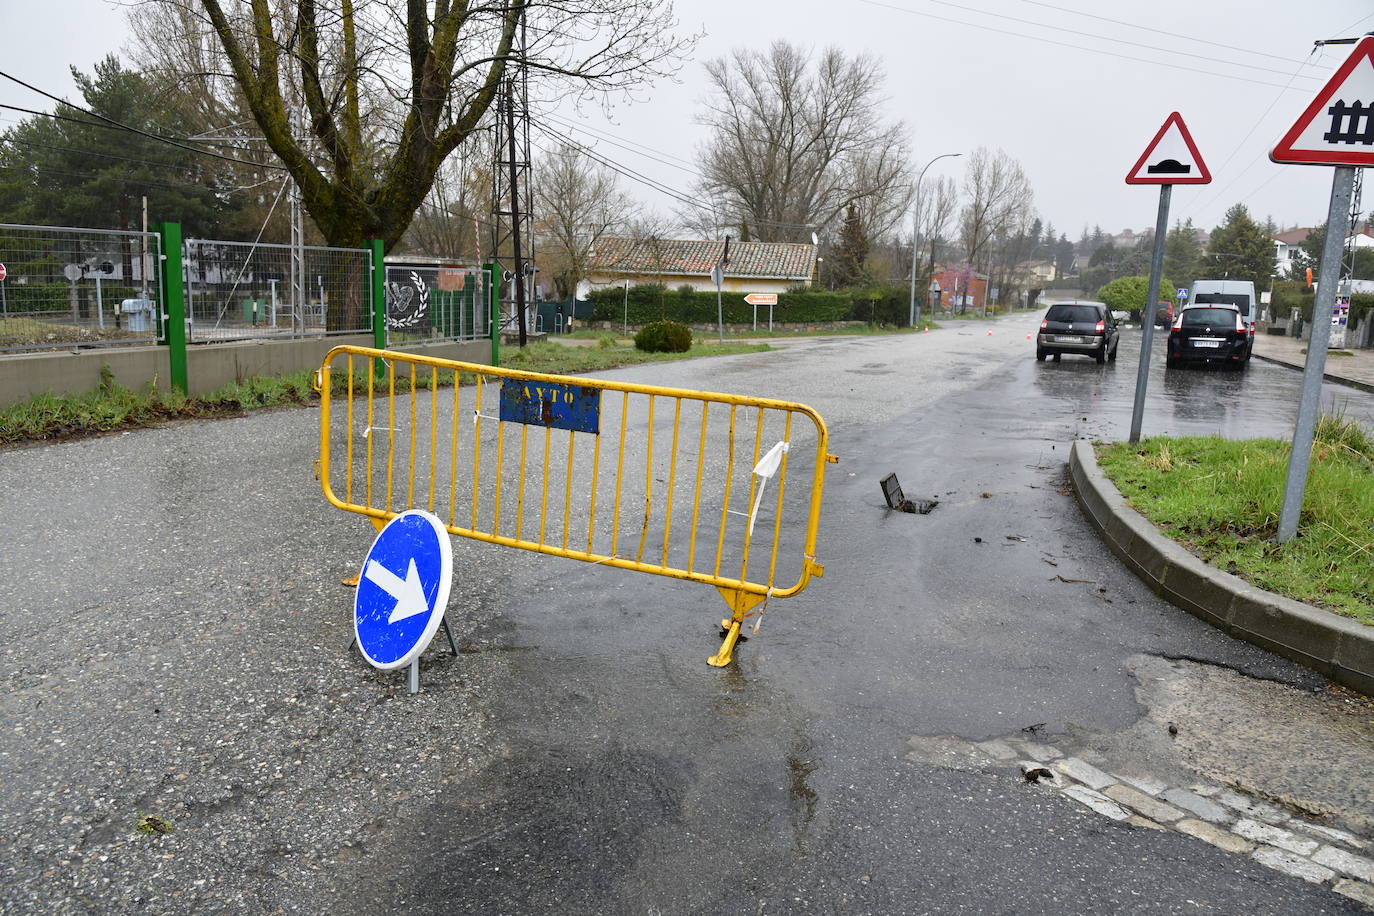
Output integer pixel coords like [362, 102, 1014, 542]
[354, 509, 452, 670]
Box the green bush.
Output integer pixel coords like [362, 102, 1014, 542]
[588, 284, 850, 325]
[634, 320, 693, 353]
[1097, 276, 1177, 315]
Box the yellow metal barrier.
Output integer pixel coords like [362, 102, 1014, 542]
[314, 345, 836, 665]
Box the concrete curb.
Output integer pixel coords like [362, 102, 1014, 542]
[1252, 352, 1374, 395]
[1069, 440, 1374, 697]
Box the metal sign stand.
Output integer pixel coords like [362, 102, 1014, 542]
[348, 614, 458, 694]
[1129, 184, 1171, 444]
[1268, 36, 1374, 541]
[1277, 167, 1354, 542]
[1124, 112, 1212, 443]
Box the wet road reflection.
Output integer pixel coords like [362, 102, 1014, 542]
[1027, 325, 1374, 441]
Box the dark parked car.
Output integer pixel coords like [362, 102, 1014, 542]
[1153, 301, 1173, 326]
[1037, 302, 1119, 363]
[1166, 304, 1250, 369]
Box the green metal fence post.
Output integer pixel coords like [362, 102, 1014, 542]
[485, 262, 500, 366]
[370, 240, 386, 378]
[156, 221, 188, 394]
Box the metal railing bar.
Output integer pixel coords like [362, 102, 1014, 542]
[688, 400, 709, 574]
[714, 404, 738, 578]
[636, 394, 656, 564]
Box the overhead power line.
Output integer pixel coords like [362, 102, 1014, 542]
[855, 0, 1315, 92]
[1017, 0, 1318, 68]
[530, 119, 824, 233]
[0, 71, 286, 171]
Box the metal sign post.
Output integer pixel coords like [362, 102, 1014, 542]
[713, 235, 730, 345]
[1269, 36, 1374, 542]
[353, 509, 456, 694]
[1124, 112, 1212, 443]
[1276, 167, 1354, 542]
[1129, 185, 1171, 444]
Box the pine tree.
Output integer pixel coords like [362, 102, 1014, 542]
[833, 204, 870, 287]
[1206, 204, 1276, 288]
[1164, 218, 1202, 289]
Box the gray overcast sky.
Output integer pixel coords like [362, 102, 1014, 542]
[3, 0, 1373, 239]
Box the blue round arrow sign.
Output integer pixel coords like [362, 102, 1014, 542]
[354, 510, 453, 670]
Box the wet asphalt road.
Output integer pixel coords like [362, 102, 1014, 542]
[3, 318, 1373, 913]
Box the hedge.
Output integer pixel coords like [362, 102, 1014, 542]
[586, 284, 854, 325]
[1271, 284, 1374, 327]
[0, 282, 143, 314]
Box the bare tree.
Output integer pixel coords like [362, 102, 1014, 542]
[534, 143, 638, 300]
[399, 137, 493, 262]
[916, 173, 959, 284]
[130, 0, 695, 257]
[958, 148, 1034, 272]
[693, 41, 911, 244]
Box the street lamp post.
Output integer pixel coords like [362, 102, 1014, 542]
[909, 152, 962, 328]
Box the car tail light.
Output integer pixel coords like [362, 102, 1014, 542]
[1040, 319, 1048, 330]
[1094, 320, 1105, 332]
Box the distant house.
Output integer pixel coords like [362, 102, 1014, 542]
[1018, 259, 1057, 284]
[1272, 225, 1374, 278]
[1273, 228, 1312, 278]
[929, 266, 988, 312]
[581, 237, 816, 297]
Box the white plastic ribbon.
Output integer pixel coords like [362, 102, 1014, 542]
[746, 440, 789, 538]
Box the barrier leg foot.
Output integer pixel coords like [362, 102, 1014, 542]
[709, 620, 742, 668]
[710, 587, 765, 667]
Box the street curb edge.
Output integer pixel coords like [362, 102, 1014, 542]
[1069, 439, 1374, 697]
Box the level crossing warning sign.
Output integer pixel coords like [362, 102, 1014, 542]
[1271, 36, 1374, 166]
[1125, 112, 1211, 184]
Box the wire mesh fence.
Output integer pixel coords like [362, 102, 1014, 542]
[182, 238, 373, 342]
[384, 262, 490, 346]
[0, 223, 162, 353]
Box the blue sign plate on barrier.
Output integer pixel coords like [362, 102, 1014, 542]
[499, 378, 601, 434]
[354, 510, 452, 670]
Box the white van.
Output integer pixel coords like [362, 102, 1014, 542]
[1188, 280, 1256, 358]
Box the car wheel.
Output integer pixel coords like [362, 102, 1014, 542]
[1108, 342, 1118, 362]
[1036, 349, 1047, 361]
[1166, 356, 1179, 370]
[1052, 353, 1061, 362]
[1095, 347, 1106, 364]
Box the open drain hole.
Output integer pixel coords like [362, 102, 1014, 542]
[880, 473, 938, 514]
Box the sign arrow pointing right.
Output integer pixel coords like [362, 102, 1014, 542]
[365, 558, 429, 623]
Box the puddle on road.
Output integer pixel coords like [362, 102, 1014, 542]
[786, 741, 819, 852]
[903, 655, 1374, 903]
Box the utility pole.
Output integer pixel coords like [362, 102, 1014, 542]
[490, 14, 534, 347]
[504, 78, 528, 347]
[908, 152, 961, 328]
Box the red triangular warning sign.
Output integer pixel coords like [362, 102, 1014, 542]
[1125, 112, 1211, 185]
[1272, 36, 1374, 166]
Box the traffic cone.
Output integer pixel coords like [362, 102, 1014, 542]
[986, 328, 993, 336]
[923, 327, 929, 334]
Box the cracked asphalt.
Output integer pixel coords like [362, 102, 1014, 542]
[2, 318, 1373, 913]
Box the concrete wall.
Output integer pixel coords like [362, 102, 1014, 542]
[0, 335, 494, 407]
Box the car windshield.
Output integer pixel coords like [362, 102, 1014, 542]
[1194, 293, 1248, 309]
[1045, 306, 1101, 323]
[1181, 308, 1237, 329]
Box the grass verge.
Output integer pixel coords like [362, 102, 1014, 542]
[1096, 415, 1374, 625]
[0, 340, 771, 446]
